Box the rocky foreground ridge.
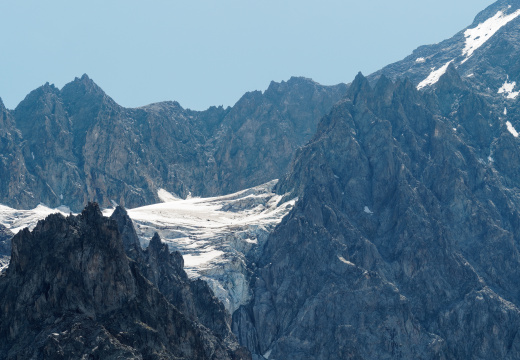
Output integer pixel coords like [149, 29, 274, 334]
[0, 203, 250, 359]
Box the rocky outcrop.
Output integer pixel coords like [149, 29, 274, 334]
[110, 206, 234, 343]
[0, 203, 250, 359]
[0, 99, 35, 209]
[212, 77, 348, 194]
[0, 224, 12, 254]
[0, 75, 346, 212]
[0, 224, 12, 272]
[235, 72, 520, 359]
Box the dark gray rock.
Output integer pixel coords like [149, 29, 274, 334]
[0, 75, 346, 212]
[0, 99, 35, 209]
[0, 224, 12, 255]
[235, 72, 520, 359]
[110, 207, 235, 345]
[0, 224, 12, 271]
[0, 203, 250, 359]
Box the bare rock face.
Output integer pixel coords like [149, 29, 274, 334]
[235, 72, 520, 359]
[0, 224, 12, 271]
[110, 206, 234, 344]
[0, 224, 12, 254]
[0, 75, 346, 212]
[0, 99, 35, 209]
[0, 203, 250, 359]
[212, 77, 348, 194]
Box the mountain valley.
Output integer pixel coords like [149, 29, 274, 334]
[4, 0, 520, 359]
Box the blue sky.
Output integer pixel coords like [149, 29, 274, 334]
[0, 0, 493, 110]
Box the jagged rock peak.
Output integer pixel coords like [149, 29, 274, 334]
[15, 81, 61, 111]
[79, 201, 104, 223]
[0, 203, 250, 359]
[110, 205, 142, 258]
[347, 71, 372, 100]
[436, 62, 467, 90]
[111, 204, 128, 218]
[61, 73, 108, 99]
[149, 231, 163, 249]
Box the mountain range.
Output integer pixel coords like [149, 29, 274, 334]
[3, 0, 520, 359]
[0, 75, 346, 212]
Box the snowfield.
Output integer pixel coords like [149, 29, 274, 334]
[462, 8, 520, 63]
[0, 204, 70, 234]
[0, 180, 296, 313]
[498, 78, 520, 99]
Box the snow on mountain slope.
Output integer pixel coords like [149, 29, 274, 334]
[461, 7, 520, 62]
[104, 180, 295, 312]
[370, 1, 520, 102]
[417, 60, 454, 90]
[0, 180, 295, 313]
[0, 204, 70, 234]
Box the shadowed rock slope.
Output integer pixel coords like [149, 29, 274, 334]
[0, 203, 250, 359]
[0, 75, 346, 211]
[110, 206, 234, 343]
[234, 72, 520, 359]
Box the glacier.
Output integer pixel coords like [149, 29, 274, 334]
[0, 180, 295, 313]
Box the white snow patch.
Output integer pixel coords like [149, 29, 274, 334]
[59, 194, 63, 200]
[0, 181, 296, 314]
[0, 204, 69, 234]
[338, 256, 355, 266]
[498, 79, 520, 99]
[504, 107, 508, 115]
[183, 250, 225, 267]
[415, 57, 426, 63]
[417, 60, 454, 90]
[364, 206, 373, 214]
[507, 121, 519, 137]
[0, 257, 9, 273]
[467, 73, 475, 78]
[453, 127, 457, 131]
[488, 156, 494, 163]
[157, 188, 180, 203]
[263, 350, 272, 359]
[31, 152, 35, 160]
[462, 9, 520, 63]
[104, 180, 296, 313]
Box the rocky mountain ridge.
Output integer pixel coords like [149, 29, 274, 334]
[0, 75, 346, 212]
[0, 202, 250, 359]
[3, 0, 520, 359]
[370, 0, 520, 115]
[234, 65, 520, 358]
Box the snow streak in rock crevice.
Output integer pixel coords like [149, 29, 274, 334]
[506, 121, 519, 137]
[417, 60, 454, 90]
